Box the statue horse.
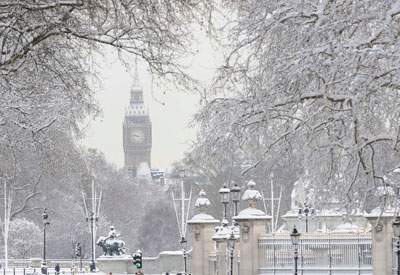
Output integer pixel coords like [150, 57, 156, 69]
[96, 236, 126, 256]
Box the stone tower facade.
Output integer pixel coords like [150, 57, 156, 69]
[123, 69, 152, 176]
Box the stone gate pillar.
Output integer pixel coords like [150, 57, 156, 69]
[233, 180, 272, 275]
[213, 232, 228, 275]
[188, 190, 219, 275]
[365, 208, 395, 275]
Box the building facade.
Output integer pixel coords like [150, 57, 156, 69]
[123, 70, 152, 176]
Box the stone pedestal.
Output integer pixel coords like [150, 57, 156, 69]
[97, 252, 191, 274]
[282, 210, 319, 233]
[282, 209, 369, 233]
[29, 258, 42, 268]
[96, 255, 132, 274]
[215, 239, 228, 275]
[188, 214, 219, 275]
[232, 243, 240, 275]
[365, 208, 395, 275]
[234, 208, 271, 275]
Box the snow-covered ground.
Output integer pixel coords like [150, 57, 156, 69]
[0, 270, 182, 275]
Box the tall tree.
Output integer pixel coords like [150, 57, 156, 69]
[0, 0, 214, 258]
[193, 0, 400, 210]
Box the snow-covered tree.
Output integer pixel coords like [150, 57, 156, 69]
[0, 0, 214, 257]
[0, 0, 212, 89]
[192, 0, 400, 210]
[8, 218, 41, 259]
[0, 0, 215, 220]
[136, 200, 181, 256]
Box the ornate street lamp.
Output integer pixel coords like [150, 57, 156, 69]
[393, 216, 400, 275]
[219, 184, 230, 220]
[227, 232, 236, 275]
[290, 226, 301, 275]
[298, 204, 315, 233]
[86, 212, 98, 272]
[230, 182, 241, 217]
[180, 236, 188, 275]
[41, 208, 50, 275]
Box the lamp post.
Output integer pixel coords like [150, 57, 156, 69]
[41, 208, 50, 275]
[393, 216, 400, 275]
[227, 232, 236, 275]
[219, 184, 230, 220]
[298, 204, 315, 233]
[230, 183, 241, 217]
[180, 236, 188, 275]
[180, 170, 186, 237]
[86, 212, 97, 272]
[290, 225, 300, 275]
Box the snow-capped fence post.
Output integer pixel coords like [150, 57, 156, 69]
[364, 208, 395, 275]
[233, 180, 272, 275]
[187, 190, 220, 275]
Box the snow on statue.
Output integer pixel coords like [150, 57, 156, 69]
[291, 180, 306, 210]
[97, 226, 126, 256]
[291, 171, 315, 211]
[137, 162, 152, 181]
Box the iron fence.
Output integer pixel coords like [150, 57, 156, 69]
[0, 260, 91, 269]
[258, 233, 372, 274]
[208, 254, 240, 275]
[209, 254, 217, 275]
[393, 237, 399, 275]
[0, 268, 76, 275]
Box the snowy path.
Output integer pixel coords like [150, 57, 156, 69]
[0, 271, 180, 275]
[0, 270, 177, 275]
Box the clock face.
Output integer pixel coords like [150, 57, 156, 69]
[130, 129, 145, 143]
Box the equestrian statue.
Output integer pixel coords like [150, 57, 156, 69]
[96, 225, 126, 256]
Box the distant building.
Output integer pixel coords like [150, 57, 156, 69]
[122, 67, 152, 176]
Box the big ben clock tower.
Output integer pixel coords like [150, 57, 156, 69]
[123, 69, 152, 176]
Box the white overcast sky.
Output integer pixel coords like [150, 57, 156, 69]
[81, 35, 221, 170]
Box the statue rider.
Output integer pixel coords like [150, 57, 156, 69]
[97, 225, 126, 256]
[104, 225, 119, 241]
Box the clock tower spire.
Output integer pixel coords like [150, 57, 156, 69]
[123, 64, 152, 176]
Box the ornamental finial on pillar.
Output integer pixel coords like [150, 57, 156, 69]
[195, 189, 211, 214]
[188, 190, 219, 224]
[242, 179, 262, 208]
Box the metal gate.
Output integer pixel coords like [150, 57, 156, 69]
[258, 233, 372, 274]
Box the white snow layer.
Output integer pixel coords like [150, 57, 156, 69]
[242, 189, 262, 201]
[195, 197, 211, 207]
